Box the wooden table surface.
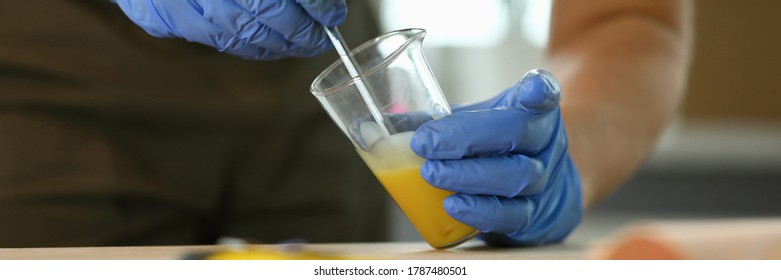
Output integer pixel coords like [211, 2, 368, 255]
[0, 212, 625, 260]
[0, 241, 585, 260]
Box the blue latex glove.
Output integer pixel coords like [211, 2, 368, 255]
[410, 69, 583, 246]
[115, 0, 346, 60]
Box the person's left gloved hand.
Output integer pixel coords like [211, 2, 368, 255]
[115, 0, 346, 60]
[410, 69, 583, 246]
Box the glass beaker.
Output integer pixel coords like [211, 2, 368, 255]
[310, 28, 478, 249]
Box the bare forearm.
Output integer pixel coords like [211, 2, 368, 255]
[548, 0, 694, 208]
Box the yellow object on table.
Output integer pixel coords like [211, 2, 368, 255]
[197, 245, 358, 260]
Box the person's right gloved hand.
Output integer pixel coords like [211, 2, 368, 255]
[115, 0, 346, 60]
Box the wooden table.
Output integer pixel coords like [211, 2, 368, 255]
[0, 211, 624, 260]
[0, 241, 585, 260]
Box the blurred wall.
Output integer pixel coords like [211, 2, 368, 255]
[593, 0, 781, 217]
[683, 0, 781, 120]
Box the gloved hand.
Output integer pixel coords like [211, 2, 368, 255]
[410, 69, 583, 246]
[115, 0, 346, 60]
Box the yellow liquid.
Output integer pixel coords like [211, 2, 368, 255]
[357, 131, 477, 249]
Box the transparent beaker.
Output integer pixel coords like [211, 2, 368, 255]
[310, 28, 478, 249]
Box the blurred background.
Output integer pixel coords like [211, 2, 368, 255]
[370, 0, 781, 242]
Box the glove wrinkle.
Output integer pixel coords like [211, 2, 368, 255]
[422, 155, 545, 198]
[505, 151, 577, 245]
[149, 0, 177, 38]
[296, 0, 347, 26]
[445, 195, 529, 235]
[117, 0, 340, 60]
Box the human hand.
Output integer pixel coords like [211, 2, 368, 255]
[115, 0, 346, 60]
[410, 69, 583, 246]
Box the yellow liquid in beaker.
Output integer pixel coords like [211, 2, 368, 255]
[357, 132, 477, 249]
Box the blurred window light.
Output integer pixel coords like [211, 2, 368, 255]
[378, 0, 509, 48]
[520, 0, 552, 48]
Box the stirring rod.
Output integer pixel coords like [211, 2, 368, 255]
[323, 26, 390, 136]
